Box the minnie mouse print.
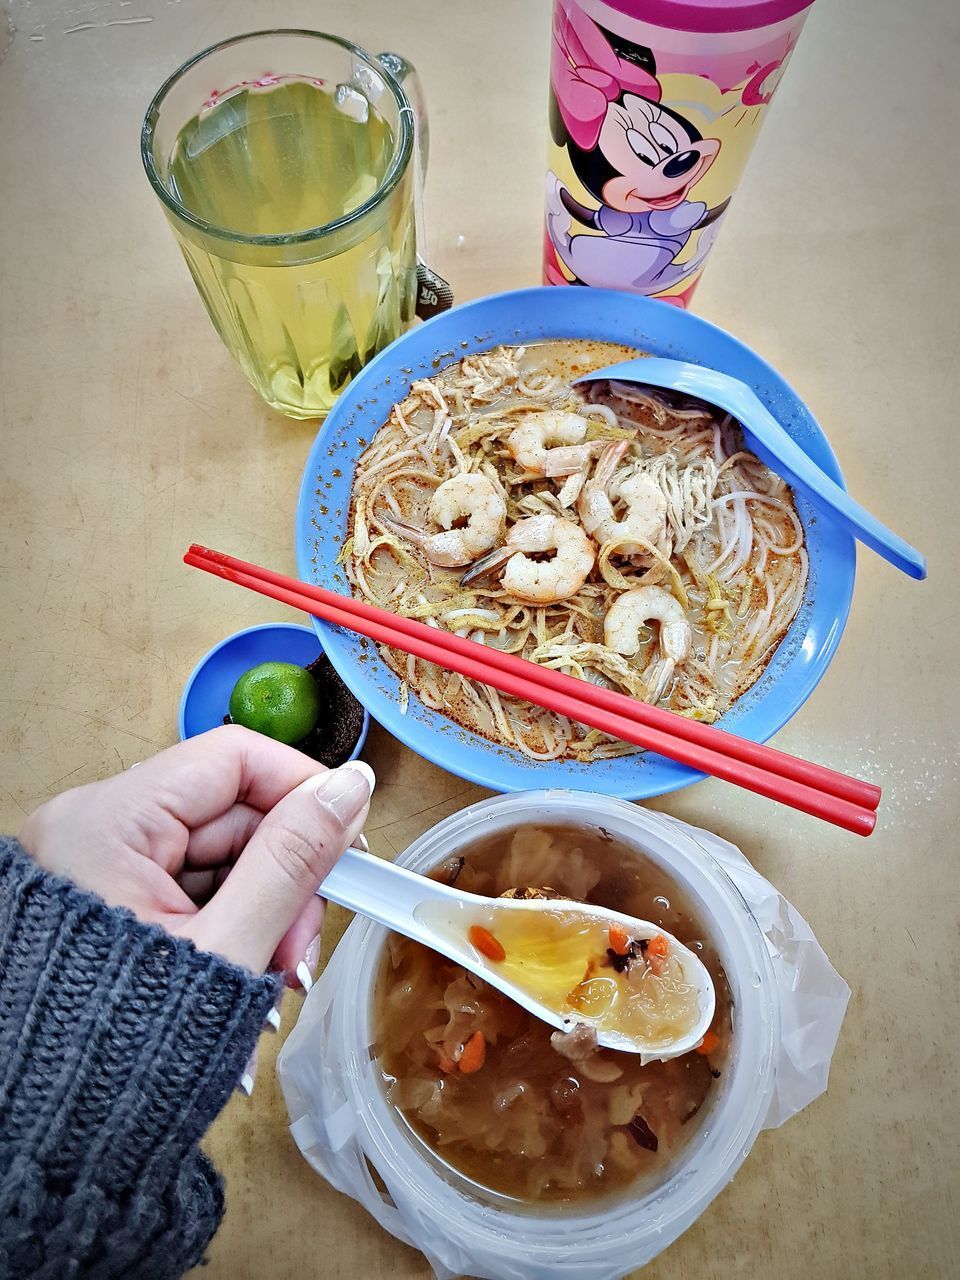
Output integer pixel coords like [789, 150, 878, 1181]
[543, 0, 815, 306]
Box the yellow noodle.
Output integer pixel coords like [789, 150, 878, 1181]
[345, 343, 807, 758]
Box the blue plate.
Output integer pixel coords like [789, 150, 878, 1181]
[179, 622, 369, 761]
[295, 287, 855, 800]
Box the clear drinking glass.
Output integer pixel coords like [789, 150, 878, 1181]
[142, 31, 423, 419]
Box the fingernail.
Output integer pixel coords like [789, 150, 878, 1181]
[264, 993, 282, 1032]
[295, 934, 321, 994]
[315, 761, 375, 824]
[355, 831, 370, 852]
[238, 1046, 259, 1096]
[347, 760, 376, 790]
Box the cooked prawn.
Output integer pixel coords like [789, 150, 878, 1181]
[604, 585, 692, 702]
[578, 441, 667, 555]
[387, 473, 505, 567]
[506, 410, 590, 476]
[462, 514, 595, 603]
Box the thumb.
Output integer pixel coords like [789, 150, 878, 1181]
[186, 761, 374, 973]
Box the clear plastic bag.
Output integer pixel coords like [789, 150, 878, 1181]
[278, 798, 849, 1279]
[678, 818, 850, 1128]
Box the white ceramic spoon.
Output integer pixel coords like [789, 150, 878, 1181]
[577, 356, 927, 580]
[317, 846, 715, 1062]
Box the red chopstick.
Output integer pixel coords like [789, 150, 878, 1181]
[188, 544, 880, 810]
[185, 545, 878, 836]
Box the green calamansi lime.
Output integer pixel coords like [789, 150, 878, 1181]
[228, 662, 322, 746]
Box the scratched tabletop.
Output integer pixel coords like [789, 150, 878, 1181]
[0, 0, 957, 1276]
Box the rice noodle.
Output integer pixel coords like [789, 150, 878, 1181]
[346, 343, 808, 757]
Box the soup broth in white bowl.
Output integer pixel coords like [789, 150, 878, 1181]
[279, 791, 780, 1279]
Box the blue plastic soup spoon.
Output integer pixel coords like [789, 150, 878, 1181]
[576, 357, 926, 581]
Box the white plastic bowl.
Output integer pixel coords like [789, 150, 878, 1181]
[279, 791, 781, 1280]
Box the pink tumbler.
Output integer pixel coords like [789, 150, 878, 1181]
[544, 0, 816, 306]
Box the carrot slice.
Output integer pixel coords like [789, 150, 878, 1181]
[695, 1029, 719, 1056]
[469, 925, 506, 963]
[458, 1030, 486, 1074]
[647, 933, 669, 975]
[608, 923, 631, 955]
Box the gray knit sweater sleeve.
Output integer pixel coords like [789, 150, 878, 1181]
[0, 836, 283, 1279]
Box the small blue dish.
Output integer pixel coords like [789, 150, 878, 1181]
[296, 287, 856, 801]
[179, 622, 370, 762]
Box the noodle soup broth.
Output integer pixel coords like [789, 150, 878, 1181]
[375, 823, 732, 1204]
[346, 340, 807, 763]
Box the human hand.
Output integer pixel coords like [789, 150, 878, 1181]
[19, 725, 373, 983]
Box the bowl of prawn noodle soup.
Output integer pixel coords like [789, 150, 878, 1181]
[296, 287, 855, 799]
[314, 792, 779, 1275]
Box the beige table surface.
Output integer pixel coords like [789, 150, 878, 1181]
[1, 0, 957, 1276]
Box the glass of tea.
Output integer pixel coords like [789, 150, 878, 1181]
[142, 30, 428, 419]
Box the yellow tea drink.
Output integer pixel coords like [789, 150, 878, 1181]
[143, 34, 419, 418]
